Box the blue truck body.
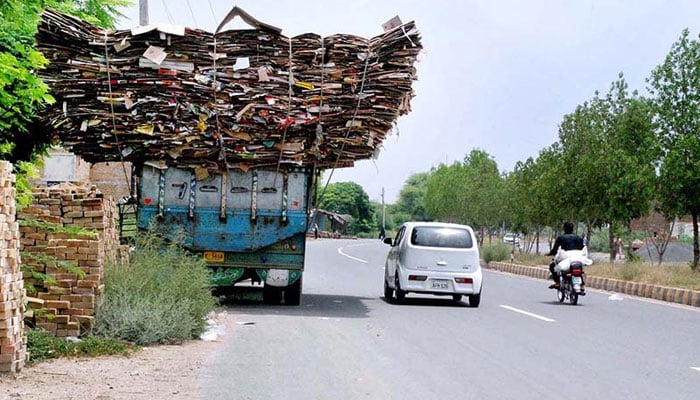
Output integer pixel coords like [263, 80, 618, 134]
[135, 163, 312, 305]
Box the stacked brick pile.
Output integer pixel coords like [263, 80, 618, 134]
[19, 183, 125, 337]
[0, 161, 25, 373]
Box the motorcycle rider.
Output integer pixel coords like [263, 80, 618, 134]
[547, 221, 584, 289]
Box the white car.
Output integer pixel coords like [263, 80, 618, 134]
[383, 222, 483, 307]
[503, 232, 520, 246]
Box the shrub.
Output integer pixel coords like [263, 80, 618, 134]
[94, 228, 216, 345]
[26, 329, 133, 365]
[481, 243, 511, 264]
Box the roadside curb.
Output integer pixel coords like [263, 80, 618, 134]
[485, 262, 700, 308]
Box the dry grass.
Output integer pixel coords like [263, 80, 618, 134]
[586, 262, 700, 290]
[509, 252, 700, 291]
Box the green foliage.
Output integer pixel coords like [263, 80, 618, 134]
[394, 172, 431, 222]
[26, 328, 134, 365]
[19, 217, 98, 238]
[317, 181, 376, 235]
[0, 0, 131, 209]
[94, 227, 216, 345]
[481, 243, 511, 264]
[648, 29, 700, 270]
[426, 149, 504, 235]
[45, 0, 132, 29]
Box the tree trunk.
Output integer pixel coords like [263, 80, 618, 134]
[609, 223, 616, 263]
[693, 212, 699, 270]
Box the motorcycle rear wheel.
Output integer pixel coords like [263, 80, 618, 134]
[569, 290, 579, 305]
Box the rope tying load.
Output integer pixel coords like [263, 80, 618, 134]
[36, 8, 422, 172]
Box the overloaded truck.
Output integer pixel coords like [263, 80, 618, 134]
[136, 164, 311, 304]
[36, 7, 422, 305]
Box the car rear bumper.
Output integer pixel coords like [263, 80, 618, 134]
[397, 268, 483, 295]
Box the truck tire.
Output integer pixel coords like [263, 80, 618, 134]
[263, 283, 282, 305]
[283, 278, 302, 306]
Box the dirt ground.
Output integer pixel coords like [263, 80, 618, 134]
[0, 311, 234, 400]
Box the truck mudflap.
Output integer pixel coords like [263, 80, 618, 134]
[210, 267, 245, 287]
[256, 269, 302, 287]
[257, 269, 303, 305]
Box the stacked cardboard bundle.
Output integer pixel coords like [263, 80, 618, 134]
[0, 161, 25, 373]
[36, 8, 422, 170]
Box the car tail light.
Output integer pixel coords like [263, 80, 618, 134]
[572, 268, 583, 276]
[408, 275, 427, 281]
[454, 278, 473, 284]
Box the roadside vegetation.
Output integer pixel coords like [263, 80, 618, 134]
[93, 228, 216, 345]
[26, 329, 134, 365]
[26, 227, 216, 363]
[481, 240, 700, 291]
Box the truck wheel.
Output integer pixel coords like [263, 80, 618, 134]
[283, 278, 302, 306]
[263, 283, 282, 305]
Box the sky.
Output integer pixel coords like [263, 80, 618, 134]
[116, 0, 700, 203]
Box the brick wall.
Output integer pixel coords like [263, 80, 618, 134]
[90, 162, 132, 202]
[19, 183, 126, 338]
[0, 161, 25, 373]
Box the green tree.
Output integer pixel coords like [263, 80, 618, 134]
[648, 29, 700, 270]
[426, 149, 503, 244]
[556, 76, 656, 261]
[393, 172, 431, 225]
[0, 0, 131, 205]
[317, 182, 375, 235]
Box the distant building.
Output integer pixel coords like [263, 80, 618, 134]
[310, 209, 352, 236]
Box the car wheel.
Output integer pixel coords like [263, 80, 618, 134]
[468, 293, 480, 308]
[384, 279, 393, 301]
[394, 276, 406, 303]
[452, 294, 463, 302]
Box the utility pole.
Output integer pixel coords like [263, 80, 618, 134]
[139, 0, 149, 26]
[381, 187, 386, 230]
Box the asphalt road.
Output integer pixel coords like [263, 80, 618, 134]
[198, 239, 700, 400]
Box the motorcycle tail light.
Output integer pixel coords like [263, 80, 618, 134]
[454, 278, 473, 284]
[572, 268, 583, 276]
[408, 275, 427, 281]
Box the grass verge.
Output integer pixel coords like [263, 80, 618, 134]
[501, 250, 700, 291]
[26, 329, 135, 365]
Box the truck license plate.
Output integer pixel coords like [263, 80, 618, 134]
[204, 251, 225, 262]
[431, 280, 449, 290]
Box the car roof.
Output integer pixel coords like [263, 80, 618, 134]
[401, 221, 474, 231]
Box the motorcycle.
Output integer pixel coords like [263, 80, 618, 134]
[552, 249, 592, 305]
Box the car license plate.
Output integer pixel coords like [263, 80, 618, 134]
[572, 276, 582, 285]
[204, 251, 225, 262]
[431, 279, 449, 290]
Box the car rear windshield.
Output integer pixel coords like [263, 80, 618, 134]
[410, 227, 473, 249]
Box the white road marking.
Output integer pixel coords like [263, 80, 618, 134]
[338, 247, 368, 263]
[692, 367, 700, 373]
[500, 305, 556, 322]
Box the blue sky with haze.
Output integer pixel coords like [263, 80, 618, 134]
[118, 0, 700, 203]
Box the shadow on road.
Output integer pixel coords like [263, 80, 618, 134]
[539, 300, 587, 307]
[380, 296, 472, 308]
[218, 290, 374, 319]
